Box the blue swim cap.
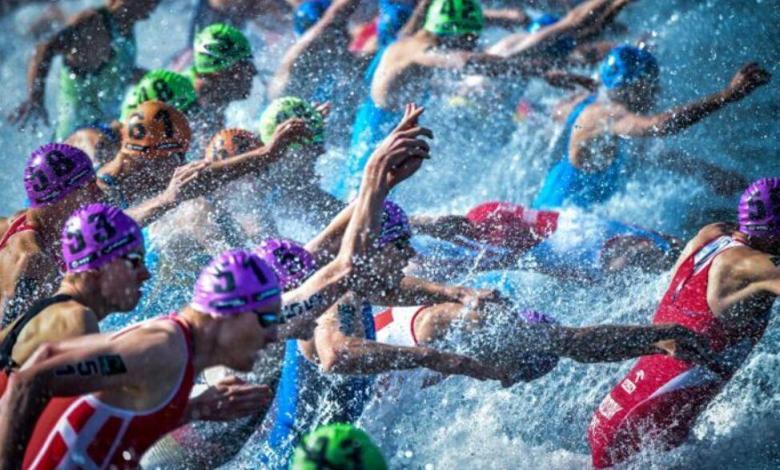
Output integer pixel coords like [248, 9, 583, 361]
[378, 1, 413, 47]
[294, 0, 331, 36]
[599, 45, 660, 90]
[527, 13, 560, 33]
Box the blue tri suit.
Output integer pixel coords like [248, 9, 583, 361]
[532, 94, 626, 210]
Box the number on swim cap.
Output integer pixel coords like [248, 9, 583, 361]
[87, 213, 117, 243]
[214, 270, 237, 293]
[128, 113, 147, 140]
[748, 199, 767, 221]
[231, 134, 253, 154]
[29, 170, 50, 192]
[246, 257, 270, 285]
[152, 79, 173, 102]
[153, 109, 175, 139]
[771, 188, 780, 216]
[46, 151, 76, 177]
[65, 229, 87, 254]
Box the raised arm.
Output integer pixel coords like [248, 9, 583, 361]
[611, 63, 771, 138]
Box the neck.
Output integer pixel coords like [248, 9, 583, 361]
[56, 278, 112, 321]
[178, 306, 222, 373]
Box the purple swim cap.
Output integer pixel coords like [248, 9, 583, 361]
[378, 200, 411, 247]
[61, 204, 144, 273]
[738, 177, 780, 239]
[254, 238, 317, 292]
[191, 249, 282, 316]
[24, 143, 95, 207]
[515, 310, 559, 381]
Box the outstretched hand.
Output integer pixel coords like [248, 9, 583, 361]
[725, 63, 771, 102]
[187, 376, 273, 422]
[267, 118, 312, 154]
[8, 99, 49, 130]
[163, 160, 210, 202]
[367, 103, 434, 190]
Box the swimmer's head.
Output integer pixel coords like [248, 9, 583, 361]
[258, 96, 325, 150]
[292, 423, 387, 470]
[378, 1, 413, 47]
[509, 310, 559, 382]
[190, 249, 283, 370]
[600, 45, 660, 109]
[61, 203, 148, 311]
[65, 123, 122, 168]
[194, 23, 253, 75]
[424, 0, 484, 47]
[364, 200, 414, 290]
[738, 177, 780, 252]
[466, 202, 557, 252]
[193, 24, 256, 101]
[254, 238, 317, 291]
[121, 69, 197, 121]
[24, 143, 97, 209]
[293, 0, 331, 36]
[205, 128, 263, 161]
[121, 101, 191, 161]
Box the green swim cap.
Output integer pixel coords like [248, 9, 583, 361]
[258, 96, 324, 148]
[424, 0, 484, 36]
[120, 69, 197, 121]
[194, 23, 253, 75]
[291, 423, 388, 470]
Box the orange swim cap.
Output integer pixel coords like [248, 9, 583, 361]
[205, 128, 263, 162]
[122, 101, 192, 158]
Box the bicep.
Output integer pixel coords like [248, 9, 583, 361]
[610, 113, 666, 138]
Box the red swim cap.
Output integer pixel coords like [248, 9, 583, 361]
[465, 202, 558, 251]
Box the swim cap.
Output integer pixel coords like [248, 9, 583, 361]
[120, 69, 197, 121]
[423, 0, 484, 37]
[191, 249, 282, 316]
[254, 238, 317, 291]
[466, 202, 558, 250]
[515, 310, 559, 381]
[738, 177, 780, 239]
[61, 203, 143, 273]
[378, 0, 413, 47]
[294, 0, 331, 36]
[292, 423, 388, 470]
[205, 128, 263, 161]
[378, 200, 411, 247]
[24, 143, 95, 207]
[257, 96, 324, 148]
[599, 45, 659, 90]
[527, 13, 559, 33]
[194, 23, 253, 75]
[122, 101, 192, 158]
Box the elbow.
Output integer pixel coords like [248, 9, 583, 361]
[317, 342, 352, 374]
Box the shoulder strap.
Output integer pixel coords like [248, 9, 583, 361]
[562, 94, 597, 155]
[0, 294, 74, 372]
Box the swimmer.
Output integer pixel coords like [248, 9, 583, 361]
[188, 23, 259, 148]
[8, 0, 160, 139]
[411, 201, 682, 282]
[256, 96, 346, 222]
[533, 46, 771, 209]
[4, 249, 286, 468]
[291, 423, 387, 469]
[142, 104, 434, 468]
[587, 178, 780, 467]
[0, 144, 102, 327]
[343, 0, 632, 199]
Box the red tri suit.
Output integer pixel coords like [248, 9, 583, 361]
[0, 213, 36, 251]
[587, 236, 768, 467]
[23, 315, 195, 469]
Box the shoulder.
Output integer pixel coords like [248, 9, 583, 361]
[716, 244, 779, 283]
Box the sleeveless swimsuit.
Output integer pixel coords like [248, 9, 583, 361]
[532, 94, 626, 209]
[0, 214, 35, 252]
[23, 314, 196, 469]
[56, 8, 137, 140]
[254, 302, 376, 469]
[374, 305, 429, 347]
[587, 236, 768, 467]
